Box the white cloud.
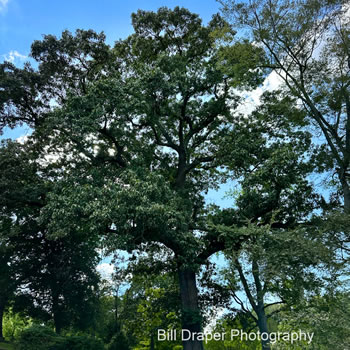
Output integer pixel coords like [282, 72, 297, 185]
[0, 0, 9, 12]
[234, 71, 283, 116]
[97, 263, 114, 281]
[16, 135, 29, 144]
[3, 50, 27, 63]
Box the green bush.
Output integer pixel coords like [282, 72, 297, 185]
[17, 325, 104, 350]
[3, 309, 32, 341]
[52, 335, 104, 350]
[16, 325, 60, 350]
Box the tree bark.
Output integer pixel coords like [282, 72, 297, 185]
[252, 259, 271, 350]
[150, 333, 155, 350]
[52, 294, 63, 334]
[0, 304, 4, 341]
[342, 179, 350, 212]
[256, 304, 271, 350]
[336, 165, 350, 212]
[178, 267, 204, 350]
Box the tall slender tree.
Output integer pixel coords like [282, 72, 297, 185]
[220, 0, 350, 211]
[208, 91, 334, 350]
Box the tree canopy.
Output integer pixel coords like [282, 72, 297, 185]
[0, 3, 349, 350]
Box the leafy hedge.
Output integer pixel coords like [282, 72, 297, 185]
[17, 325, 59, 350]
[52, 335, 104, 350]
[17, 325, 104, 350]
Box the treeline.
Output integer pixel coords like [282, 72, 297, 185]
[0, 1, 350, 350]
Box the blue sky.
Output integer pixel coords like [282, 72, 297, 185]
[0, 0, 220, 56]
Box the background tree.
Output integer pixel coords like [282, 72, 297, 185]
[0, 140, 101, 334]
[274, 292, 350, 349]
[206, 316, 261, 350]
[0, 139, 45, 340]
[219, 0, 350, 211]
[124, 272, 181, 350]
[209, 92, 339, 350]
[0, 237, 16, 341]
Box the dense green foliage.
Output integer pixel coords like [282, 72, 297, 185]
[16, 325, 59, 350]
[0, 2, 349, 350]
[16, 325, 104, 350]
[0, 140, 101, 334]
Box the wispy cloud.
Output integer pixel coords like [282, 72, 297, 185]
[2, 50, 27, 63]
[0, 0, 9, 13]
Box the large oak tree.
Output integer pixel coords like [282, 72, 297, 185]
[0, 7, 266, 349]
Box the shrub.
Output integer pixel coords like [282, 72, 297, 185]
[52, 334, 104, 350]
[16, 325, 60, 350]
[3, 309, 32, 341]
[17, 326, 104, 350]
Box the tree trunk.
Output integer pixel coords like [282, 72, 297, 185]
[150, 333, 155, 350]
[251, 258, 271, 350]
[256, 304, 271, 350]
[0, 304, 4, 341]
[52, 294, 63, 334]
[342, 179, 350, 212]
[337, 165, 350, 211]
[178, 267, 204, 350]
